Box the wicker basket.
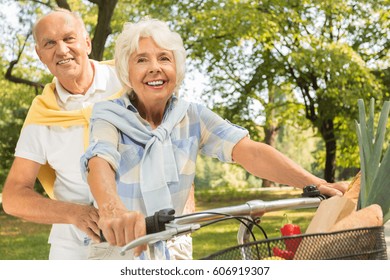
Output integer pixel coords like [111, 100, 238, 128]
[201, 226, 387, 260]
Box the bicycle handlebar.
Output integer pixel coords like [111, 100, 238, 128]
[120, 192, 325, 255]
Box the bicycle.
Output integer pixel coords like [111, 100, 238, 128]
[118, 186, 388, 260]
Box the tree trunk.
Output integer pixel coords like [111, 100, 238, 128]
[320, 119, 336, 182]
[89, 0, 119, 61]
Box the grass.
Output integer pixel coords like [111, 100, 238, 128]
[0, 187, 316, 260]
[0, 210, 51, 260]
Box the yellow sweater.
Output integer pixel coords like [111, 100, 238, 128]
[22, 66, 124, 198]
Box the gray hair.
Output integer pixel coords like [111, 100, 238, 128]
[114, 18, 186, 96]
[32, 8, 88, 43]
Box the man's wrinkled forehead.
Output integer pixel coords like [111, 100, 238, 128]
[33, 11, 80, 42]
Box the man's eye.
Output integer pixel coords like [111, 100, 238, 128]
[44, 41, 55, 48]
[64, 37, 76, 42]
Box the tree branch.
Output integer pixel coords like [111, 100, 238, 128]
[55, 0, 71, 10]
[26, 0, 53, 8]
[4, 32, 44, 90]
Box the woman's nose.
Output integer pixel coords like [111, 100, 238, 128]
[148, 59, 161, 73]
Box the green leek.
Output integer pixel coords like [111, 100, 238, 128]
[355, 98, 390, 223]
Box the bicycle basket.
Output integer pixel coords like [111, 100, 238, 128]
[201, 226, 387, 260]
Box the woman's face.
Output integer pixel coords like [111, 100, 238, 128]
[128, 37, 176, 106]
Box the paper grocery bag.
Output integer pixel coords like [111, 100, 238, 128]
[305, 196, 356, 234]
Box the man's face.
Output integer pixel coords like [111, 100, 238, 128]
[34, 12, 92, 83]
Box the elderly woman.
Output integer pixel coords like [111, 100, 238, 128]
[81, 18, 347, 259]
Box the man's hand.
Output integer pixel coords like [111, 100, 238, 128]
[71, 204, 101, 243]
[98, 205, 147, 256]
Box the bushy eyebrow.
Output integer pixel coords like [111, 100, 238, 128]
[39, 32, 77, 44]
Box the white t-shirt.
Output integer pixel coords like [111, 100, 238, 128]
[14, 60, 123, 257]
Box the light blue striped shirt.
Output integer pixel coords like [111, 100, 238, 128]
[81, 95, 248, 216]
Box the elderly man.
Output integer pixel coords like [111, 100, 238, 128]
[2, 8, 123, 259]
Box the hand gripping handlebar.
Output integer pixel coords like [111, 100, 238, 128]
[119, 185, 326, 255]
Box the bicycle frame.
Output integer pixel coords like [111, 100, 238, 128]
[120, 194, 325, 255]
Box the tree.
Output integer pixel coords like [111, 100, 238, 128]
[0, 61, 40, 187]
[151, 0, 390, 182]
[2, 0, 389, 189]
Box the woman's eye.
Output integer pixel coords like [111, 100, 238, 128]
[160, 56, 171, 62]
[137, 57, 147, 63]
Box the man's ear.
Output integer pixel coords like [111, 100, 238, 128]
[35, 45, 43, 62]
[86, 35, 92, 55]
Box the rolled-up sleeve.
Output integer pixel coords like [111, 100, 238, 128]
[198, 105, 249, 163]
[80, 119, 121, 182]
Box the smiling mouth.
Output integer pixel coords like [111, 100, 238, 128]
[146, 80, 165, 86]
[57, 58, 74, 65]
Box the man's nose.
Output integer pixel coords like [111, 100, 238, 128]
[56, 41, 70, 55]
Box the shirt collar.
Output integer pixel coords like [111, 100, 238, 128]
[55, 60, 108, 104]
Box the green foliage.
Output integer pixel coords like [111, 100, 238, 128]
[194, 155, 263, 189]
[157, 0, 389, 180]
[276, 124, 322, 176]
[0, 72, 37, 191]
[194, 121, 326, 189]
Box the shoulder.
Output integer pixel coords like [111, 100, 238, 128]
[92, 60, 117, 76]
[91, 60, 122, 92]
[110, 97, 127, 107]
[98, 59, 115, 66]
[95, 59, 115, 70]
[184, 100, 207, 114]
[186, 101, 219, 120]
[93, 96, 128, 115]
[17, 124, 49, 152]
[21, 124, 49, 135]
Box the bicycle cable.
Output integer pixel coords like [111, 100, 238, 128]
[175, 211, 268, 242]
[177, 212, 267, 260]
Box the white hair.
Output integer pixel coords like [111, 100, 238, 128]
[114, 18, 186, 96]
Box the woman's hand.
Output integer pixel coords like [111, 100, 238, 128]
[98, 205, 147, 256]
[317, 181, 350, 197]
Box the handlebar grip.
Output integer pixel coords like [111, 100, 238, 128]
[145, 215, 162, 234]
[146, 208, 176, 234]
[98, 208, 175, 242]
